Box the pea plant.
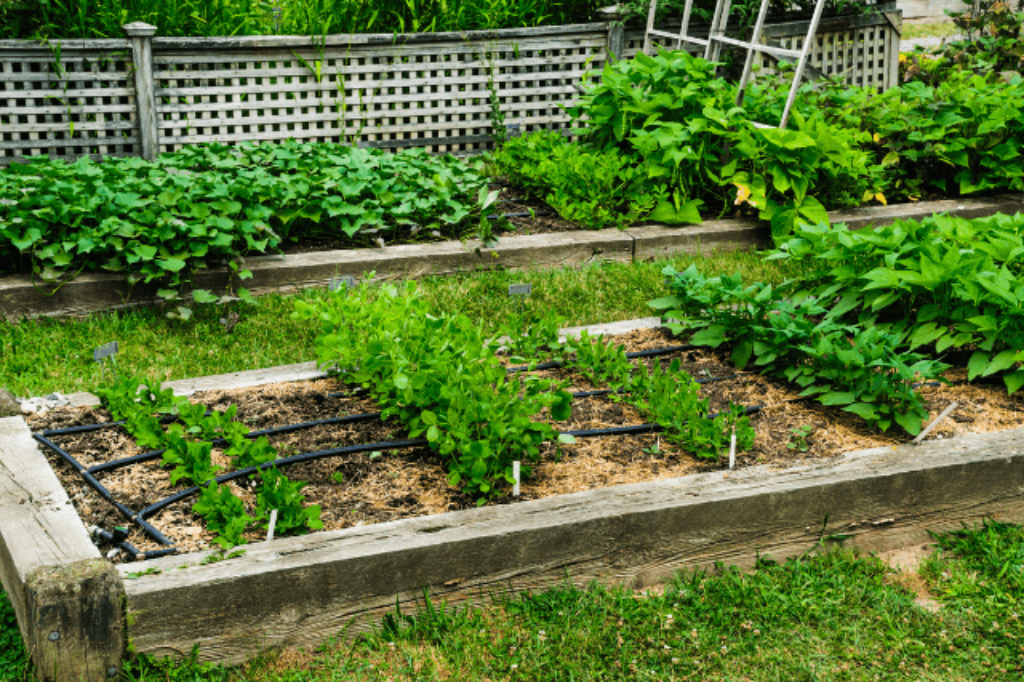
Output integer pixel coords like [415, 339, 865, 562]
[96, 373, 320, 548]
[563, 330, 756, 459]
[295, 279, 575, 501]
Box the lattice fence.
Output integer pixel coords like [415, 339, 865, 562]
[0, 11, 900, 166]
[151, 26, 609, 156]
[0, 39, 140, 165]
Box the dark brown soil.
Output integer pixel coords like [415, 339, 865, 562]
[27, 326, 1024, 561]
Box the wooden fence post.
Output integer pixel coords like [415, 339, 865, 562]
[599, 6, 625, 61]
[123, 22, 159, 161]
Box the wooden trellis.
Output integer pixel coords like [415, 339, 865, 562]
[0, 11, 901, 166]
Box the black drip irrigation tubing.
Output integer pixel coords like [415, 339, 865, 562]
[86, 411, 383, 475]
[31, 341, 731, 560]
[90, 375, 744, 476]
[32, 433, 176, 560]
[137, 403, 766, 527]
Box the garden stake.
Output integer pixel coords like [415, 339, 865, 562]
[913, 402, 959, 444]
[509, 282, 532, 340]
[267, 509, 279, 541]
[729, 426, 736, 470]
[93, 340, 120, 380]
[329, 275, 356, 293]
[513, 461, 521, 497]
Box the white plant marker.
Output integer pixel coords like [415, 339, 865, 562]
[728, 426, 737, 470]
[266, 509, 279, 542]
[513, 461, 521, 497]
[913, 402, 959, 444]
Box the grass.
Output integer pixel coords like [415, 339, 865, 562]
[901, 21, 960, 40]
[2, 520, 1022, 681]
[0, 251, 800, 397]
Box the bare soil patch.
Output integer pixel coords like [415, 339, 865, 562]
[27, 327, 1024, 560]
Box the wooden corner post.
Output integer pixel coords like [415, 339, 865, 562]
[0, 417, 125, 682]
[123, 22, 159, 162]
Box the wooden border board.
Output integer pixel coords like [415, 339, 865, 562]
[117, 425, 1024, 666]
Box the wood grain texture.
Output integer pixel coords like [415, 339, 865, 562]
[121, 426, 1024, 665]
[25, 560, 124, 682]
[0, 418, 100, 638]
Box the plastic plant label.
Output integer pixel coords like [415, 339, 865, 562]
[508, 283, 532, 296]
[93, 341, 119, 362]
[266, 509, 279, 542]
[513, 461, 521, 497]
[329, 275, 356, 293]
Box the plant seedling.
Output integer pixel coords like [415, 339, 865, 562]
[788, 425, 814, 452]
[642, 435, 662, 456]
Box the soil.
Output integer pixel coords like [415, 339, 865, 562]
[27, 326, 1024, 562]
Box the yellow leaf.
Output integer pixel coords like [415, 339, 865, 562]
[872, 133, 881, 143]
[874, 193, 887, 206]
[862, 190, 874, 202]
[734, 184, 752, 207]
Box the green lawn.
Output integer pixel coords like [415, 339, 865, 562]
[901, 21, 959, 40]
[0, 250, 800, 397]
[2, 520, 1022, 681]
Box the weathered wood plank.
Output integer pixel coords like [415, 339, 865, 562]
[0, 417, 125, 681]
[0, 417, 100, 635]
[148, 23, 611, 51]
[122, 426, 1024, 665]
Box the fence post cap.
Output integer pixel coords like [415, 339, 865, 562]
[123, 22, 158, 37]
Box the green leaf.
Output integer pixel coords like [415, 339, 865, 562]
[647, 198, 703, 225]
[893, 411, 922, 436]
[191, 289, 218, 304]
[730, 338, 753, 370]
[983, 349, 1020, 376]
[967, 351, 990, 381]
[557, 433, 577, 444]
[157, 258, 187, 273]
[844, 403, 879, 421]
[1005, 369, 1024, 395]
[820, 391, 855, 406]
[690, 325, 728, 348]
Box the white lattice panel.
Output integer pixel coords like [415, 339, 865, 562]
[151, 28, 608, 155]
[0, 40, 140, 165]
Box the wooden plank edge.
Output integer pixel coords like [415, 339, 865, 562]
[120, 426, 1024, 666]
[50, 317, 666, 407]
[2, 195, 1021, 321]
[0, 416, 124, 682]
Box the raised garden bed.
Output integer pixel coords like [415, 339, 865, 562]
[3, 317, 1024, 679]
[26, 325, 1024, 558]
[2, 193, 1021, 321]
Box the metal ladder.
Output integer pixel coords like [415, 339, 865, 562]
[642, 0, 828, 129]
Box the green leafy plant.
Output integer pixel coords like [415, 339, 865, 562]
[650, 265, 950, 435]
[492, 131, 663, 230]
[256, 466, 324, 536]
[0, 141, 493, 312]
[771, 212, 1024, 394]
[787, 424, 813, 452]
[192, 483, 254, 550]
[296, 277, 575, 500]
